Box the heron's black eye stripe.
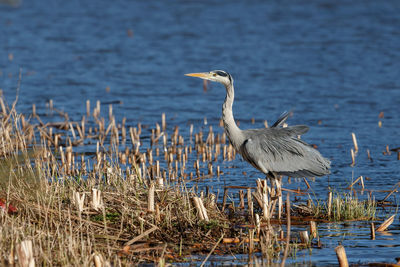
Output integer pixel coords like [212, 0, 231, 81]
[215, 71, 228, 77]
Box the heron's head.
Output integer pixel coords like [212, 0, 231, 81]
[185, 70, 233, 87]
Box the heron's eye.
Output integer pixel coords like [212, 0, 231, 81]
[213, 73, 217, 77]
[215, 71, 228, 77]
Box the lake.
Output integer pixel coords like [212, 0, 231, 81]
[1, 0, 399, 265]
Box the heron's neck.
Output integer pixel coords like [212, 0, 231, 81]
[222, 83, 243, 150]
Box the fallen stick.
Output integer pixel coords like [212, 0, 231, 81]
[200, 234, 224, 267]
[124, 225, 158, 247]
[222, 237, 260, 244]
[119, 244, 165, 255]
[381, 183, 400, 202]
[376, 214, 395, 232]
[125, 245, 165, 254]
[347, 176, 363, 189]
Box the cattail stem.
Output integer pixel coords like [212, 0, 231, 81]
[327, 191, 333, 218]
[86, 100, 90, 117]
[161, 113, 166, 131]
[351, 132, 358, 153]
[16, 240, 35, 267]
[193, 197, 209, 221]
[261, 183, 269, 220]
[247, 188, 253, 221]
[299, 231, 309, 244]
[350, 149, 355, 166]
[255, 214, 260, 237]
[335, 245, 349, 267]
[239, 190, 244, 209]
[309, 221, 317, 239]
[148, 183, 155, 212]
[367, 149, 372, 161]
[370, 223, 375, 240]
[222, 188, 228, 212]
[247, 230, 254, 255]
[91, 188, 103, 211]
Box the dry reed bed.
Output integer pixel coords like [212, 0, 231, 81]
[0, 95, 395, 266]
[0, 96, 279, 265]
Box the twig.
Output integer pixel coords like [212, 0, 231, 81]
[303, 177, 311, 190]
[381, 182, 400, 202]
[200, 234, 224, 267]
[124, 226, 158, 247]
[280, 192, 290, 267]
[347, 176, 363, 189]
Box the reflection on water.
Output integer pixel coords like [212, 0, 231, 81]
[1, 0, 400, 265]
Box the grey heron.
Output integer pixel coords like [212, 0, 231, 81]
[185, 70, 331, 186]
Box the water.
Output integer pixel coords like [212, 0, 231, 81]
[1, 0, 400, 265]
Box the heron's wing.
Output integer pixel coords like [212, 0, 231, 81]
[279, 125, 309, 136]
[240, 128, 330, 178]
[271, 111, 291, 128]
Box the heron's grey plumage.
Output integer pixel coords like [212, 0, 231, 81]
[240, 127, 330, 178]
[185, 70, 331, 179]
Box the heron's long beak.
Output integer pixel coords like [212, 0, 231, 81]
[184, 72, 211, 79]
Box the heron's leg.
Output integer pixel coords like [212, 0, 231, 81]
[266, 173, 275, 198]
[267, 172, 280, 196]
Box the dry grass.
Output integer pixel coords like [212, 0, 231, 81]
[0, 95, 291, 265]
[0, 94, 382, 265]
[0, 157, 224, 265]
